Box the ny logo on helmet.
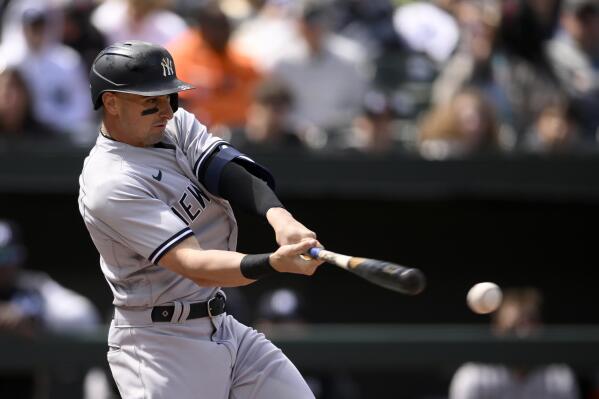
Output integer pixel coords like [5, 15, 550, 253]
[161, 57, 174, 77]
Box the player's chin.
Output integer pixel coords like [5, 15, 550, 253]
[146, 127, 166, 144]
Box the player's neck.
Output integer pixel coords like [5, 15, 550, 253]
[101, 120, 141, 147]
[99, 123, 115, 141]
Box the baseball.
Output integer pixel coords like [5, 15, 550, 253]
[467, 282, 503, 314]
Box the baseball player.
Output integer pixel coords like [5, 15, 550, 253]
[78, 41, 323, 399]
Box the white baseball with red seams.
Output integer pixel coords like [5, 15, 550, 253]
[467, 282, 503, 314]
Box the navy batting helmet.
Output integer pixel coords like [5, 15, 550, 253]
[90, 41, 194, 112]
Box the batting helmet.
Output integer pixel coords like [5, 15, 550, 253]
[90, 41, 194, 112]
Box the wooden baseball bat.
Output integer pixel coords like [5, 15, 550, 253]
[308, 248, 426, 295]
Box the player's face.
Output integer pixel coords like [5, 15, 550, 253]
[115, 93, 174, 146]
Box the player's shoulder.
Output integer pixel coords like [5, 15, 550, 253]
[172, 107, 206, 128]
[81, 144, 120, 178]
[81, 148, 149, 207]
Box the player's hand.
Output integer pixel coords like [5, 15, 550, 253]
[269, 238, 324, 276]
[266, 208, 317, 246]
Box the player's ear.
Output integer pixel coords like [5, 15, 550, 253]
[102, 92, 119, 115]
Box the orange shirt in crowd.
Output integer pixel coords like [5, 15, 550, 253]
[168, 30, 262, 129]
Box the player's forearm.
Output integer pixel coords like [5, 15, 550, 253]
[160, 236, 322, 286]
[266, 207, 317, 245]
[193, 252, 256, 287]
[162, 247, 254, 287]
[266, 207, 293, 226]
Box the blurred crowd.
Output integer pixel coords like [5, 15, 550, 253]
[0, 0, 598, 158]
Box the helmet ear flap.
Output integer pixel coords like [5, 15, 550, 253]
[170, 93, 178, 113]
[94, 95, 103, 110]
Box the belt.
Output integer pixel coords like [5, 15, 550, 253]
[151, 293, 226, 322]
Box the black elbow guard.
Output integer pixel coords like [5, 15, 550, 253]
[199, 144, 282, 216]
[200, 144, 275, 195]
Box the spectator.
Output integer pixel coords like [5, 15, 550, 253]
[522, 99, 591, 154]
[430, 0, 505, 113]
[1, 0, 62, 61]
[419, 87, 503, 160]
[339, 90, 405, 155]
[392, 0, 461, 65]
[230, 0, 301, 72]
[230, 77, 306, 152]
[91, 0, 187, 47]
[366, 0, 449, 121]
[449, 287, 581, 399]
[168, 1, 262, 130]
[0, 67, 47, 136]
[1, 3, 93, 140]
[546, 0, 599, 139]
[499, 0, 561, 66]
[433, 0, 563, 137]
[272, 1, 368, 137]
[61, 1, 107, 70]
[0, 219, 101, 398]
[333, 0, 401, 60]
[254, 287, 307, 334]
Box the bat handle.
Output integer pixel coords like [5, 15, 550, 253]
[308, 247, 322, 258]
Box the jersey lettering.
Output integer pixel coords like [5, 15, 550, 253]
[179, 193, 200, 221]
[170, 206, 189, 226]
[172, 184, 211, 224]
[187, 185, 211, 209]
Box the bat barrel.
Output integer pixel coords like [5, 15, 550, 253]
[308, 248, 426, 295]
[354, 258, 426, 295]
[394, 267, 426, 295]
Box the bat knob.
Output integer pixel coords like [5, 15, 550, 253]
[400, 268, 427, 295]
[308, 247, 321, 258]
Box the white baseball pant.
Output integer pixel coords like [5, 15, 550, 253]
[107, 308, 314, 399]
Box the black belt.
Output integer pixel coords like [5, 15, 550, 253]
[151, 293, 226, 322]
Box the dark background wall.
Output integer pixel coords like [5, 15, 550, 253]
[3, 191, 596, 325]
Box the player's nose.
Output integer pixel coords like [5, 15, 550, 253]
[159, 96, 174, 120]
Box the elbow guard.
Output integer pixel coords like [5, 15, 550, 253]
[200, 144, 275, 195]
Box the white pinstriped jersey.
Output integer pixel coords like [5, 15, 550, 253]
[78, 109, 238, 308]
